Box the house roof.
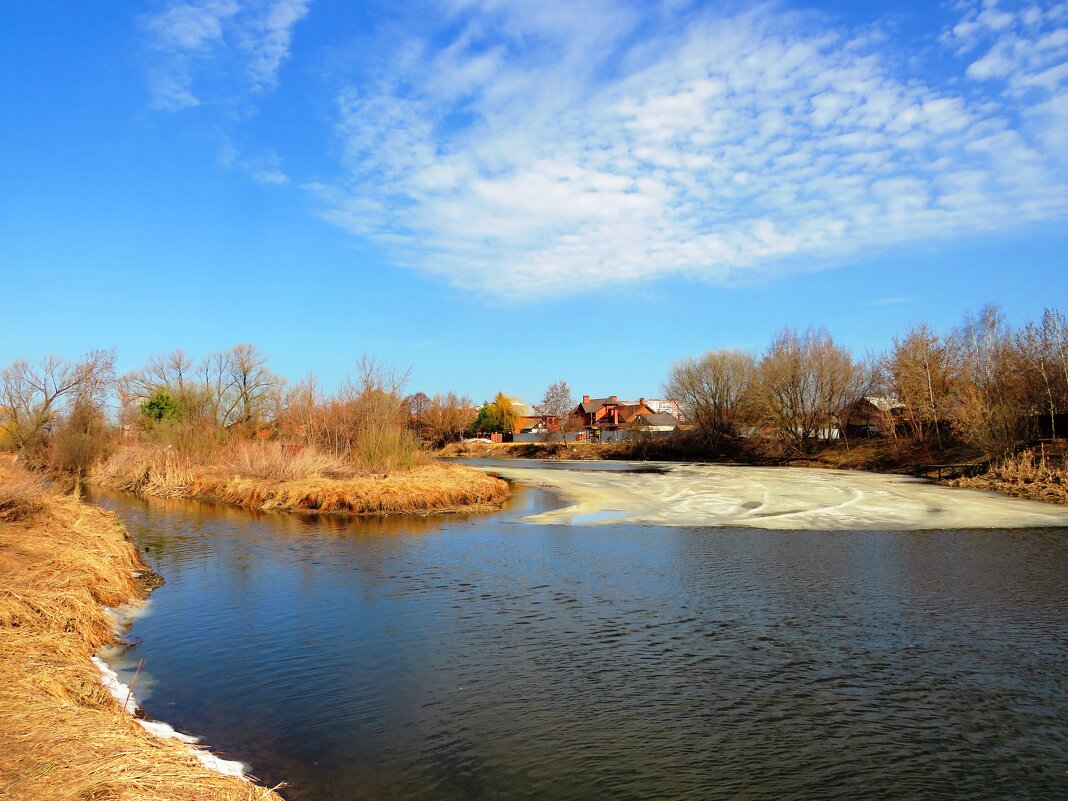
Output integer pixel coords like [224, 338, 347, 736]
[631, 412, 680, 427]
[580, 397, 616, 414]
[863, 396, 905, 412]
[616, 404, 649, 423]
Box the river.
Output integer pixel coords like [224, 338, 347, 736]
[87, 462, 1068, 800]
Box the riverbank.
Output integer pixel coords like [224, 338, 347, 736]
[92, 443, 510, 515]
[0, 456, 284, 801]
[440, 438, 1068, 506]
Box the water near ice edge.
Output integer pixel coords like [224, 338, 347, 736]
[92, 612, 249, 779]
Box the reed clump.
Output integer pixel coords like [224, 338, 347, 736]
[92, 440, 509, 515]
[949, 446, 1068, 504]
[0, 456, 285, 801]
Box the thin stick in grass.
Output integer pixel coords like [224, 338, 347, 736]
[122, 657, 144, 714]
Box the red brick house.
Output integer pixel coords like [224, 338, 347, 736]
[575, 395, 661, 440]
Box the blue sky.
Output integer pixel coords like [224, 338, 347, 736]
[2, 0, 1066, 404]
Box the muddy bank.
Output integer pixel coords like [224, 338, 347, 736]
[0, 457, 284, 801]
[93, 447, 510, 516]
[475, 462, 1068, 530]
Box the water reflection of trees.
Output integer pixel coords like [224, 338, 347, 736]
[87, 487, 482, 596]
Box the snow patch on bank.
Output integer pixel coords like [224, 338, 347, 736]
[102, 599, 153, 628]
[93, 604, 249, 780]
[90, 655, 248, 778]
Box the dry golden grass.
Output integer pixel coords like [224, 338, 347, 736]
[949, 446, 1068, 505]
[227, 441, 356, 481]
[0, 467, 49, 522]
[0, 456, 285, 801]
[92, 442, 509, 515]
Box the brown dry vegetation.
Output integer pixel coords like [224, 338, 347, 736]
[0, 455, 284, 801]
[949, 444, 1068, 505]
[92, 441, 509, 515]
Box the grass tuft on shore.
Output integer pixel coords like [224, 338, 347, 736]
[0, 456, 285, 801]
[0, 468, 50, 522]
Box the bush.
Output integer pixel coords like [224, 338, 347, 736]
[140, 389, 183, 424]
[48, 401, 114, 480]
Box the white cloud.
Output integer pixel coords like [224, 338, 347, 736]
[144, 0, 310, 111]
[864, 296, 915, 307]
[313, 1, 1068, 300]
[146, 0, 239, 110]
[240, 0, 312, 91]
[953, 1, 1068, 171]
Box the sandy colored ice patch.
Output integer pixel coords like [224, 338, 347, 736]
[481, 463, 1068, 530]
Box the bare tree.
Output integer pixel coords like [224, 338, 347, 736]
[422, 392, 476, 447]
[886, 325, 952, 446]
[278, 374, 322, 440]
[664, 350, 755, 449]
[756, 328, 862, 453]
[948, 305, 1025, 454]
[124, 349, 192, 397]
[539, 380, 576, 441]
[0, 350, 116, 452]
[198, 344, 283, 427]
[121, 348, 209, 424]
[199, 351, 233, 427]
[1018, 317, 1059, 439]
[310, 356, 421, 468]
[1049, 309, 1068, 411]
[404, 392, 432, 419]
[228, 344, 283, 426]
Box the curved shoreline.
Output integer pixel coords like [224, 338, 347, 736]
[0, 457, 284, 801]
[92, 603, 250, 780]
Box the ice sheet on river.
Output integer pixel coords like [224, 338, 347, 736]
[481, 463, 1068, 530]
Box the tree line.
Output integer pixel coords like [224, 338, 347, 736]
[0, 346, 426, 475]
[2, 305, 1065, 477]
[665, 306, 1068, 455]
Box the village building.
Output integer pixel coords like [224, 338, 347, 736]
[575, 395, 681, 441]
[645, 398, 684, 420]
[628, 412, 682, 433]
[840, 396, 907, 437]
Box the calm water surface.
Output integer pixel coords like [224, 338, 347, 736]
[87, 466, 1068, 801]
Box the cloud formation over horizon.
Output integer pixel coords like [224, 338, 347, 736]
[318, 0, 1068, 300]
[140, 1, 1068, 301]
